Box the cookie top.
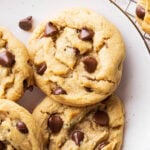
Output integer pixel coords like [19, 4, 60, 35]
[0, 27, 33, 101]
[28, 8, 125, 106]
[0, 99, 43, 150]
[32, 95, 124, 150]
[136, 0, 150, 34]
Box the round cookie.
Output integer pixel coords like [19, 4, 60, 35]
[32, 95, 124, 150]
[0, 27, 33, 101]
[136, 0, 150, 34]
[28, 8, 125, 106]
[0, 99, 43, 150]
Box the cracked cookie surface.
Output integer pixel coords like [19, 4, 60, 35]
[136, 0, 150, 34]
[28, 8, 125, 106]
[0, 99, 43, 150]
[32, 95, 124, 150]
[0, 27, 33, 101]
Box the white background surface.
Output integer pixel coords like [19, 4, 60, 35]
[0, 0, 150, 149]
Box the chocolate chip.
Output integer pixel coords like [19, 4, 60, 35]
[19, 16, 32, 31]
[95, 141, 109, 150]
[23, 79, 33, 92]
[52, 87, 67, 95]
[82, 56, 97, 73]
[79, 28, 94, 41]
[16, 121, 28, 134]
[35, 62, 47, 75]
[84, 87, 93, 92]
[48, 115, 63, 133]
[0, 141, 5, 149]
[71, 130, 84, 146]
[0, 50, 15, 67]
[93, 110, 109, 126]
[66, 47, 80, 56]
[73, 48, 80, 55]
[136, 5, 145, 20]
[44, 22, 58, 37]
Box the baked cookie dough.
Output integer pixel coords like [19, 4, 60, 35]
[32, 95, 124, 150]
[0, 99, 43, 150]
[136, 0, 150, 34]
[0, 27, 33, 101]
[28, 8, 125, 106]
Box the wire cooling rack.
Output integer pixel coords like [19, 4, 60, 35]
[111, 0, 150, 52]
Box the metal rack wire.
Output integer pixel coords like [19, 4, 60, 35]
[113, 0, 150, 52]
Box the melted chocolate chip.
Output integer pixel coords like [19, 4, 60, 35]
[52, 87, 67, 95]
[19, 16, 32, 31]
[95, 141, 109, 150]
[35, 62, 47, 75]
[0, 50, 15, 67]
[82, 56, 97, 73]
[44, 22, 58, 37]
[136, 5, 145, 20]
[16, 121, 28, 134]
[48, 115, 63, 133]
[0, 141, 5, 149]
[79, 28, 94, 41]
[93, 110, 109, 126]
[71, 130, 84, 146]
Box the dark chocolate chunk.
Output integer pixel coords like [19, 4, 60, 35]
[82, 56, 97, 73]
[0, 50, 15, 67]
[52, 87, 67, 95]
[48, 115, 63, 133]
[95, 141, 109, 150]
[16, 121, 28, 134]
[93, 110, 109, 126]
[19, 16, 33, 31]
[71, 130, 84, 146]
[44, 22, 58, 37]
[136, 5, 145, 20]
[79, 28, 94, 41]
[35, 62, 47, 75]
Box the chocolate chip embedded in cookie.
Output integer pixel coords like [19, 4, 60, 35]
[0, 50, 15, 67]
[0, 99, 43, 150]
[16, 121, 29, 134]
[32, 95, 125, 150]
[71, 130, 84, 146]
[28, 8, 125, 106]
[93, 110, 109, 126]
[44, 22, 59, 37]
[136, 0, 150, 34]
[0, 27, 33, 101]
[48, 115, 63, 133]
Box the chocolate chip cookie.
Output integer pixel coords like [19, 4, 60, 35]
[0, 99, 43, 150]
[136, 0, 150, 34]
[0, 27, 33, 101]
[28, 8, 125, 106]
[32, 95, 124, 150]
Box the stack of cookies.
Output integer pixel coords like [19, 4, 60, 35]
[0, 8, 125, 150]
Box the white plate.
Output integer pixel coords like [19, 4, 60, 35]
[0, 0, 150, 149]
